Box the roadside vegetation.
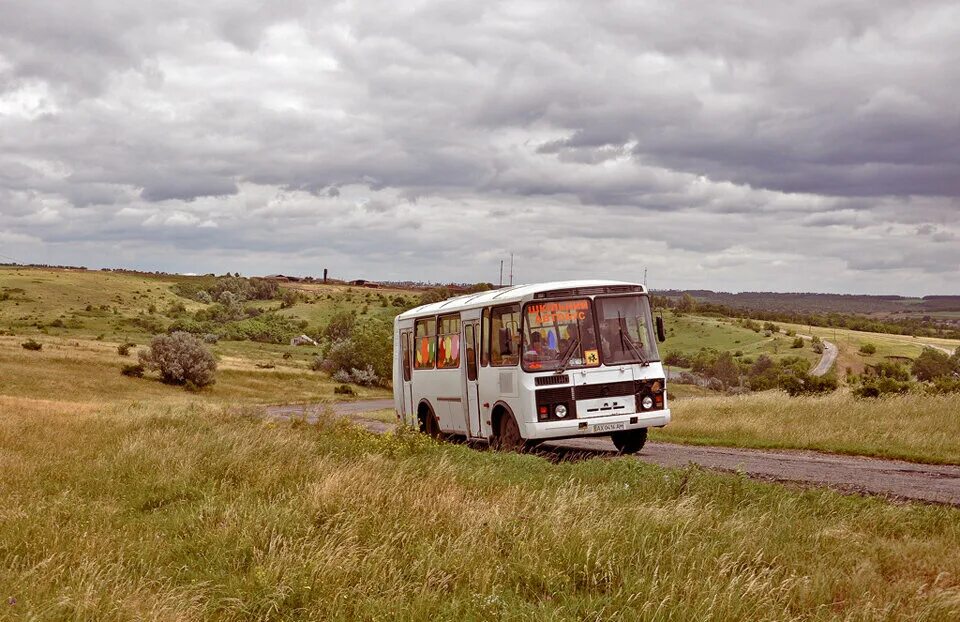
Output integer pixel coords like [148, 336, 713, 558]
[658, 390, 960, 464]
[2, 401, 959, 620]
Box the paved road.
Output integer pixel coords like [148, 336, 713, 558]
[810, 339, 838, 376]
[266, 400, 960, 506]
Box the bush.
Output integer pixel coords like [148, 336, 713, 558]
[21, 339, 42, 351]
[117, 342, 136, 356]
[781, 371, 838, 397]
[853, 376, 913, 398]
[912, 348, 954, 382]
[859, 343, 877, 355]
[139, 332, 217, 388]
[348, 365, 380, 387]
[812, 341, 824, 354]
[791, 337, 805, 349]
[324, 310, 357, 342]
[120, 363, 144, 378]
[334, 384, 356, 396]
[332, 369, 352, 383]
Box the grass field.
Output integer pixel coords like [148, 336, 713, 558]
[0, 334, 389, 405]
[1, 400, 959, 621]
[657, 390, 960, 464]
[775, 320, 960, 376]
[662, 312, 821, 367]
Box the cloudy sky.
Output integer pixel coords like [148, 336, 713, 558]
[1, 1, 958, 294]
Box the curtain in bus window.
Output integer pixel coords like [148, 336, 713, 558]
[490, 305, 520, 366]
[414, 318, 436, 369]
[437, 315, 461, 369]
[401, 333, 412, 381]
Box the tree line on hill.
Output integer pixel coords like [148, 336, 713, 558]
[652, 293, 960, 340]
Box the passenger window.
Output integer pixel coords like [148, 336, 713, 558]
[465, 324, 477, 381]
[414, 318, 436, 369]
[401, 332, 412, 381]
[437, 315, 461, 369]
[490, 305, 520, 367]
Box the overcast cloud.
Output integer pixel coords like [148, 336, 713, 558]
[1, 0, 958, 294]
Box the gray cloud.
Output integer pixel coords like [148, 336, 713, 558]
[0, 0, 958, 294]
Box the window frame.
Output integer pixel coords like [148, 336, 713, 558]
[480, 307, 490, 367]
[489, 303, 521, 368]
[413, 317, 437, 370]
[593, 294, 662, 365]
[401, 331, 412, 381]
[436, 313, 462, 370]
[464, 323, 478, 381]
[520, 297, 601, 373]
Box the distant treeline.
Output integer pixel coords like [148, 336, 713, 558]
[656, 289, 960, 316]
[651, 294, 960, 340]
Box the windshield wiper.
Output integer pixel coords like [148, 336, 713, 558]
[618, 327, 649, 366]
[554, 335, 581, 375]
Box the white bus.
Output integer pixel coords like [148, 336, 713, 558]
[392, 280, 670, 453]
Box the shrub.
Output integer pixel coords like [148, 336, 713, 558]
[322, 319, 392, 385]
[139, 332, 217, 388]
[812, 341, 824, 354]
[323, 310, 356, 342]
[781, 371, 838, 397]
[120, 363, 144, 378]
[912, 348, 953, 382]
[202, 333, 219, 344]
[867, 361, 910, 381]
[859, 343, 877, 355]
[791, 337, 805, 349]
[332, 369, 352, 383]
[117, 342, 136, 356]
[853, 376, 913, 398]
[334, 384, 356, 396]
[349, 365, 380, 386]
[195, 290, 213, 304]
[21, 339, 42, 351]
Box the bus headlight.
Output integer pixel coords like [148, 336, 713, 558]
[641, 396, 654, 410]
[555, 404, 568, 418]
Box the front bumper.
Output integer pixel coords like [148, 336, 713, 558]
[524, 408, 670, 441]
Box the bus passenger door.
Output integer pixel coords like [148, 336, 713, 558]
[400, 330, 414, 426]
[463, 321, 481, 436]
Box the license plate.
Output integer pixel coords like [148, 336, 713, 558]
[593, 421, 626, 434]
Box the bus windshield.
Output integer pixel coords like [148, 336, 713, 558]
[522, 299, 601, 372]
[595, 295, 660, 365]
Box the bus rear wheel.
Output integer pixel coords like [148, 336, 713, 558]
[611, 428, 647, 454]
[423, 410, 443, 440]
[496, 413, 526, 452]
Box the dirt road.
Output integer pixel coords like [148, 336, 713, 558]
[267, 400, 960, 506]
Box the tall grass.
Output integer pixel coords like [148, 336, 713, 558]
[660, 390, 960, 464]
[2, 398, 959, 620]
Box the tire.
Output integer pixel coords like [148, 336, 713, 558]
[611, 428, 647, 454]
[496, 412, 526, 452]
[423, 409, 443, 440]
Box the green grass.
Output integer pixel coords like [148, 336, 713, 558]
[1, 399, 959, 620]
[655, 390, 960, 464]
[662, 312, 820, 367]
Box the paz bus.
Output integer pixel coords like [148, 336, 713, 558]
[392, 280, 669, 452]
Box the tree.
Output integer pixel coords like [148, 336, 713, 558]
[912, 347, 953, 382]
[675, 293, 697, 314]
[710, 352, 740, 388]
[324, 310, 357, 342]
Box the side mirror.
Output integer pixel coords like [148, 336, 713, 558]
[656, 314, 666, 343]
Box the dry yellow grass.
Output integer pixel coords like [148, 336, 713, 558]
[658, 390, 960, 464]
[1, 401, 959, 620]
[0, 334, 388, 406]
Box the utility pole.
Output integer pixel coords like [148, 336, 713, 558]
[509, 253, 514, 286]
[643, 267, 648, 289]
[499, 260, 503, 288]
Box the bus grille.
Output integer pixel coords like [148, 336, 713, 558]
[535, 374, 570, 386]
[574, 381, 637, 401]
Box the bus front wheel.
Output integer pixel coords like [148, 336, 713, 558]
[611, 428, 647, 454]
[496, 413, 526, 452]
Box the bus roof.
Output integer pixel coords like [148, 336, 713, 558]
[396, 279, 645, 320]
